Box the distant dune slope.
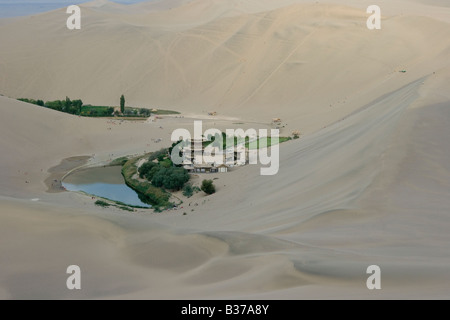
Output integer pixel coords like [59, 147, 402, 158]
[0, 1, 449, 130]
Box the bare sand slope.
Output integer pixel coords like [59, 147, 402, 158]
[0, 1, 450, 299]
[149, 78, 450, 299]
[1, 2, 449, 132]
[2, 81, 450, 298]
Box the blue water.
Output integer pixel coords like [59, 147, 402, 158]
[64, 182, 151, 208]
[0, 1, 152, 18]
[63, 166, 151, 208]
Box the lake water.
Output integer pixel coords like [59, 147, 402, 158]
[63, 166, 151, 208]
[0, 1, 150, 18]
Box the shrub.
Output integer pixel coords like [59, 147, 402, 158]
[140, 108, 151, 117]
[182, 184, 193, 198]
[95, 200, 110, 207]
[138, 161, 158, 179]
[201, 180, 216, 195]
[159, 158, 173, 168]
[110, 157, 128, 166]
[149, 148, 168, 162]
[119, 206, 134, 212]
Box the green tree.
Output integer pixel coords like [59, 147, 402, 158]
[62, 96, 71, 113]
[120, 94, 125, 114]
[140, 108, 150, 117]
[201, 179, 215, 195]
[152, 167, 189, 190]
[138, 161, 158, 179]
[163, 167, 189, 190]
[151, 167, 167, 188]
[72, 99, 83, 114]
[182, 184, 193, 198]
[45, 100, 62, 111]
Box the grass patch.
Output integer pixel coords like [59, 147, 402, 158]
[118, 206, 134, 212]
[245, 136, 291, 149]
[203, 132, 291, 150]
[109, 156, 129, 166]
[95, 200, 110, 207]
[79, 105, 115, 117]
[151, 109, 180, 115]
[93, 196, 146, 211]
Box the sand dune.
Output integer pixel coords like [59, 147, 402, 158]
[0, 0, 450, 299]
[1, 1, 449, 132]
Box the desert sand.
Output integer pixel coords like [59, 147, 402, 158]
[0, 0, 450, 299]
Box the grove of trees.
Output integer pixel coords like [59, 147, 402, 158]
[138, 149, 190, 191]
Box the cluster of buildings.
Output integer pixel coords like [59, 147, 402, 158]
[181, 137, 250, 174]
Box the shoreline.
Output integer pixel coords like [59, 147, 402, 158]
[44, 156, 91, 193]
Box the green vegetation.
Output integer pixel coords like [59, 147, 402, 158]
[200, 132, 292, 151]
[138, 161, 158, 179]
[18, 98, 44, 106]
[246, 136, 291, 149]
[149, 149, 168, 162]
[80, 105, 114, 117]
[138, 148, 189, 191]
[21, 96, 83, 115]
[118, 206, 134, 212]
[152, 167, 189, 190]
[182, 184, 193, 198]
[120, 94, 125, 114]
[109, 156, 129, 166]
[122, 157, 171, 210]
[94, 198, 142, 211]
[95, 200, 110, 207]
[159, 158, 173, 168]
[120, 107, 152, 118]
[201, 179, 216, 195]
[139, 108, 152, 117]
[121, 148, 191, 211]
[17, 97, 177, 119]
[151, 109, 180, 115]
